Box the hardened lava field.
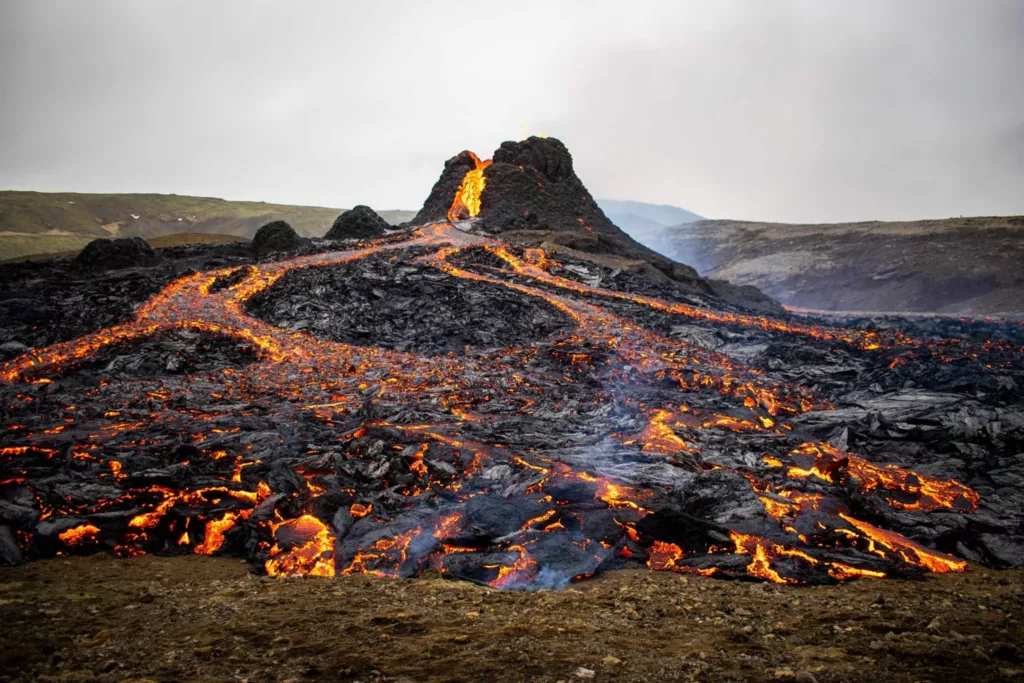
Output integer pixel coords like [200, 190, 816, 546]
[1, 138, 1023, 589]
[2, 219, 1023, 588]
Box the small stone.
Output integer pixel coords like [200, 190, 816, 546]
[993, 643, 1020, 663]
[453, 634, 470, 644]
[771, 667, 795, 679]
[465, 611, 479, 619]
[735, 607, 753, 617]
[575, 667, 596, 679]
[602, 655, 622, 667]
[869, 640, 884, 650]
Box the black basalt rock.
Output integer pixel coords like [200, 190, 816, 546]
[409, 152, 481, 226]
[408, 137, 776, 305]
[252, 220, 302, 254]
[481, 137, 614, 235]
[73, 237, 160, 271]
[325, 205, 390, 240]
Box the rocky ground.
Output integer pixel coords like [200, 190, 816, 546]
[2, 556, 1022, 683]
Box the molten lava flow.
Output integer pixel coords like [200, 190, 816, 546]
[194, 510, 251, 555]
[647, 540, 685, 571]
[447, 152, 493, 221]
[0, 217, 1002, 587]
[265, 515, 336, 577]
[839, 513, 966, 573]
[58, 523, 101, 547]
[776, 442, 979, 512]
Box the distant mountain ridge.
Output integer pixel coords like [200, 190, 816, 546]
[648, 216, 1024, 315]
[596, 199, 703, 256]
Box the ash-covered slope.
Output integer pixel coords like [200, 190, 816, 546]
[411, 137, 778, 312]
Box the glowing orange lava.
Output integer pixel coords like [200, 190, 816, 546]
[448, 152, 492, 221]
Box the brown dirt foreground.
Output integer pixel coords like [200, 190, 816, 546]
[1, 557, 1022, 683]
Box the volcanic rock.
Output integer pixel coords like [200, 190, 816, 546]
[411, 137, 779, 312]
[251, 220, 302, 253]
[2, 141, 1023, 594]
[73, 237, 159, 271]
[410, 152, 482, 227]
[246, 250, 574, 355]
[325, 205, 390, 240]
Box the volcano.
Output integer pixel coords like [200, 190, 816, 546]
[1, 138, 1022, 588]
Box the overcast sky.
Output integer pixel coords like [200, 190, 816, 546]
[1, 1, 1021, 223]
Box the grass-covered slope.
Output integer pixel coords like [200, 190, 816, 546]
[0, 191, 415, 261]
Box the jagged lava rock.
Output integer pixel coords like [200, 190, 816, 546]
[325, 205, 390, 240]
[73, 237, 160, 271]
[252, 220, 302, 253]
[410, 152, 482, 227]
[412, 137, 779, 312]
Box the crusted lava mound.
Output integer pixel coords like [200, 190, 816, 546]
[247, 251, 573, 355]
[74, 237, 160, 271]
[252, 220, 303, 254]
[325, 205, 390, 240]
[411, 137, 777, 312]
[1, 143, 1023, 589]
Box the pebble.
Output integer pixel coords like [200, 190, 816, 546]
[575, 667, 596, 679]
[602, 655, 622, 666]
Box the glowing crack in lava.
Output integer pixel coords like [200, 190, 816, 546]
[0, 156, 1013, 588]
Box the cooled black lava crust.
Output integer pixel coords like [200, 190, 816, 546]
[246, 251, 575, 355]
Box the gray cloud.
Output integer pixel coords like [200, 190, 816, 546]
[1, 0, 1021, 222]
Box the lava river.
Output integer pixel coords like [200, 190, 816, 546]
[0, 179, 1016, 588]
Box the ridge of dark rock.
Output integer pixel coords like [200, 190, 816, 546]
[73, 237, 160, 271]
[325, 205, 390, 240]
[252, 220, 302, 253]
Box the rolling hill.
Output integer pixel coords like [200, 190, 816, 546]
[645, 216, 1024, 315]
[0, 191, 415, 261]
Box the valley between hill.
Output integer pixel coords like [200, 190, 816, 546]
[644, 216, 1024, 315]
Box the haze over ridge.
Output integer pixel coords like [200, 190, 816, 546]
[1, 1, 1022, 223]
